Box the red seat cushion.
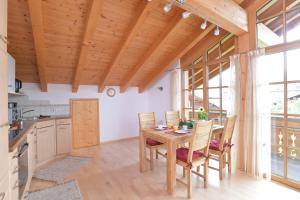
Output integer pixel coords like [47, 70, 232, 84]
[209, 139, 232, 151]
[146, 138, 162, 146]
[176, 147, 204, 163]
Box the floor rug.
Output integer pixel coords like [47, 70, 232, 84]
[34, 156, 90, 183]
[28, 181, 82, 200]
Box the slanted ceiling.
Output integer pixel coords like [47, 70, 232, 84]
[7, 0, 247, 93]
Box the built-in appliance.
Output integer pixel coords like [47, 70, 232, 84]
[15, 138, 29, 199]
[15, 79, 22, 93]
[8, 102, 18, 124]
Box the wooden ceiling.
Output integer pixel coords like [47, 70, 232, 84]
[7, 0, 248, 93]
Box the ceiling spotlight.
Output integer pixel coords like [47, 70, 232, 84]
[175, 0, 185, 5]
[200, 20, 207, 30]
[214, 26, 220, 36]
[182, 11, 191, 19]
[163, 2, 173, 13]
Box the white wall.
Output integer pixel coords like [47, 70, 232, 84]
[19, 72, 172, 142]
[147, 72, 172, 123]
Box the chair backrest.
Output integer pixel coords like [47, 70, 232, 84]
[220, 115, 237, 150]
[188, 120, 213, 162]
[138, 112, 156, 130]
[165, 111, 180, 127]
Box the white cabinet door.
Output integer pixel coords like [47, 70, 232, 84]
[0, 126, 9, 182]
[8, 148, 19, 200]
[0, 0, 7, 51]
[37, 125, 56, 164]
[0, 175, 9, 200]
[57, 124, 71, 155]
[0, 47, 8, 126]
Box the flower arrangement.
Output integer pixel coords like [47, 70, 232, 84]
[198, 107, 208, 120]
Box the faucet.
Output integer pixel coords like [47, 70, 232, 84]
[21, 109, 35, 119]
[22, 109, 35, 115]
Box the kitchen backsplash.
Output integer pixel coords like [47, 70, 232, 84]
[9, 95, 69, 118]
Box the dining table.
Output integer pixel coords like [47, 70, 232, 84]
[139, 125, 224, 195]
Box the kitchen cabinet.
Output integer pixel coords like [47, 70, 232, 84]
[0, 0, 7, 51]
[28, 127, 37, 179]
[0, 126, 9, 183]
[36, 121, 56, 164]
[56, 119, 72, 155]
[0, 38, 8, 182]
[8, 148, 18, 200]
[0, 175, 9, 200]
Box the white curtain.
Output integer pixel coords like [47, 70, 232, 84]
[171, 60, 181, 112]
[243, 49, 271, 179]
[228, 54, 241, 174]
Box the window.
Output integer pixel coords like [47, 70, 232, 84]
[182, 34, 235, 123]
[257, 0, 300, 48]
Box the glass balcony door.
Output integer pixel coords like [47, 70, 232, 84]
[267, 48, 300, 189]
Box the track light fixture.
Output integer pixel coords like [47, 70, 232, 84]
[200, 20, 207, 30]
[163, 2, 173, 13]
[214, 26, 220, 36]
[175, 0, 185, 5]
[182, 11, 191, 19]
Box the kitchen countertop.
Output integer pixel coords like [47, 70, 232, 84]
[8, 115, 70, 152]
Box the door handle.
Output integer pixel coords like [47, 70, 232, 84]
[0, 35, 8, 44]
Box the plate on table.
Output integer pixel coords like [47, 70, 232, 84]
[174, 130, 189, 134]
[155, 127, 167, 131]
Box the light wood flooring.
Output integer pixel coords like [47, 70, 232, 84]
[30, 138, 300, 200]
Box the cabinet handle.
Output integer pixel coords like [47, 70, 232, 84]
[12, 152, 19, 159]
[0, 123, 9, 129]
[0, 35, 8, 44]
[13, 180, 19, 190]
[23, 192, 29, 199]
[12, 166, 19, 174]
[0, 192, 5, 200]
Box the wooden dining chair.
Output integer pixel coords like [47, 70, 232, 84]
[165, 111, 180, 127]
[208, 115, 237, 180]
[138, 112, 165, 170]
[176, 120, 213, 198]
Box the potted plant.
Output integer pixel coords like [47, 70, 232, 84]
[198, 107, 208, 121]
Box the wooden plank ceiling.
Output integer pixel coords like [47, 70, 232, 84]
[7, 0, 248, 93]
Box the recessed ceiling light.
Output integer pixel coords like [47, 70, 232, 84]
[182, 11, 191, 19]
[200, 20, 207, 29]
[214, 26, 220, 36]
[163, 2, 173, 13]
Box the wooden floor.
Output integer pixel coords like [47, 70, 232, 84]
[30, 138, 300, 200]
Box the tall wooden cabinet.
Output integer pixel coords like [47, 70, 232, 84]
[0, 0, 9, 199]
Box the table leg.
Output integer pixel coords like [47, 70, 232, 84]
[167, 141, 176, 194]
[139, 132, 147, 172]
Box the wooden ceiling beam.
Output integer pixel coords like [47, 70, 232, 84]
[181, 31, 228, 68]
[98, 1, 154, 93]
[138, 24, 215, 93]
[177, 0, 248, 35]
[119, 12, 183, 93]
[27, 0, 48, 92]
[72, 0, 103, 92]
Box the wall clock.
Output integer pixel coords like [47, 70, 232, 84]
[106, 88, 116, 97]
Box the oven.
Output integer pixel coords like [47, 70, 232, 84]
[15, 139, 29, 198]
